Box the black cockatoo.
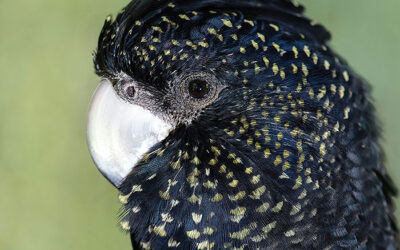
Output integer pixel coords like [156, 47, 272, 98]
[86, 0, 398, 249]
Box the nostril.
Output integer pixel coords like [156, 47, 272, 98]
[126, 86, 136, 98]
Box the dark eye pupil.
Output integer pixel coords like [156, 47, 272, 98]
[126, 86, 135, 98]
[188, 80, 209, 98]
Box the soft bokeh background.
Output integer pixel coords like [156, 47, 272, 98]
[0, 0, 398, 249]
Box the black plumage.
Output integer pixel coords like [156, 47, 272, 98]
[93, 0, 398, 249]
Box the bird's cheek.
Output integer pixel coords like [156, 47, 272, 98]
[86, 80, 173, 188]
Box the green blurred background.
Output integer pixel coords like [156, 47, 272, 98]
[0, 0, 398, 249]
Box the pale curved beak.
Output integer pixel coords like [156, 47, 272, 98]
[86, 80, 172, 188]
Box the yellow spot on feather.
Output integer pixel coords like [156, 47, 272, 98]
[186, 230, 200, 239]
[222, 19, 232, 27]
[269, 23, 279, 31]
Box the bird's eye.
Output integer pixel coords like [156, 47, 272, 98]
[176, 71, 222, 108]
[188, 79, 210, 99]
